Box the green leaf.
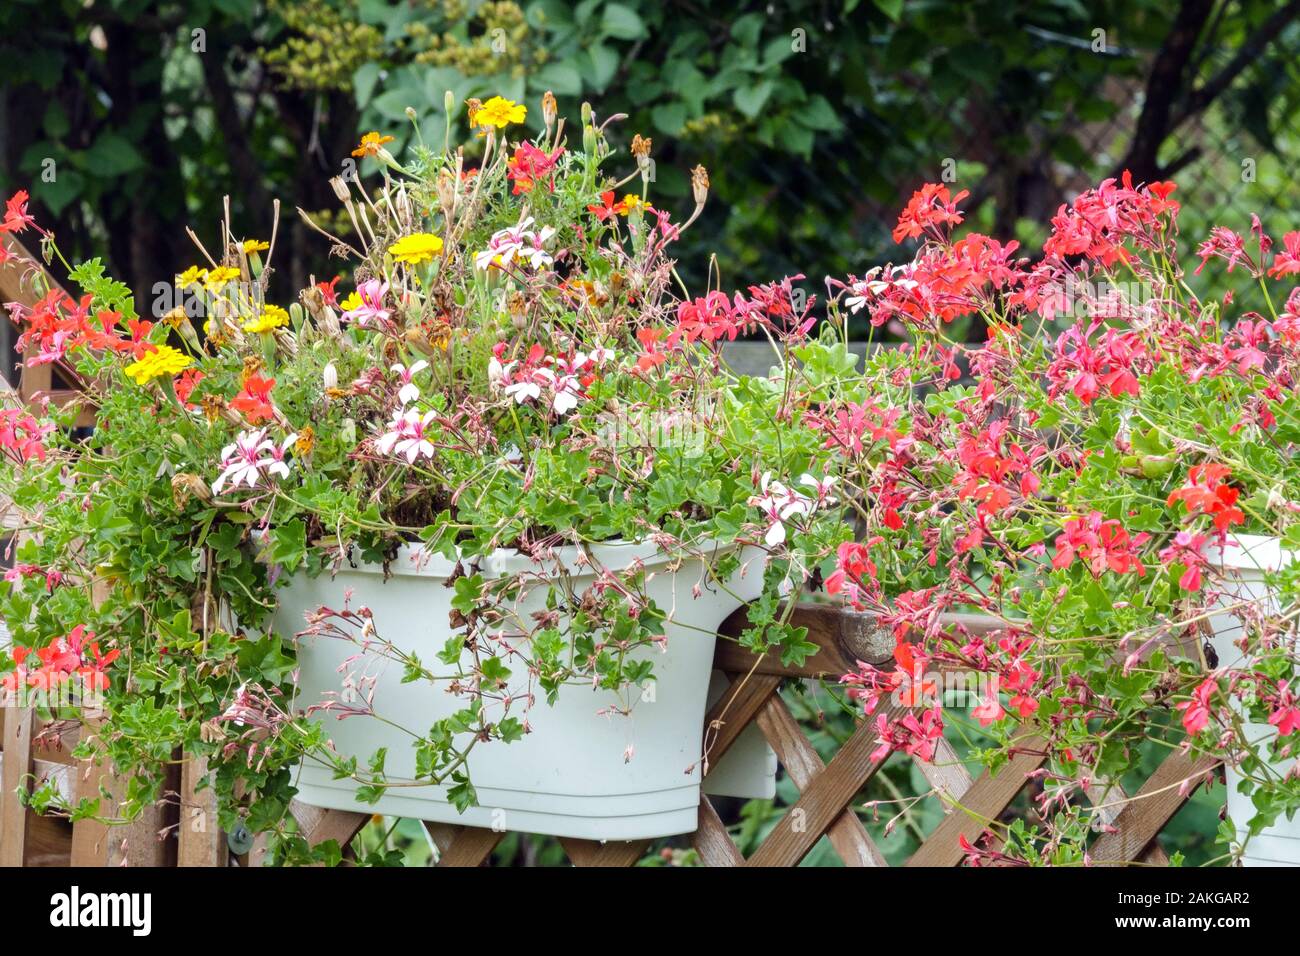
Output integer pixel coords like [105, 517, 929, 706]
[446, 773, 478, 812]
[268, 520, 308, 572]
[734, 81, 774, 120]
[450, 574, 485, 615]
[85, 133, 144, 177]
[479, 656, 511, 687]
[372, 87, 422, 122]
[353, 62, 383, 106]
[586, 44, 620, 91]
[795, 95, 842, 132]
[601, 3, 645, 40]
[497, 717, 525, 744]
[533, 62, 583, 97]
[43, 101, 70, 139]
[712, 503, 747, 541]
[1084, 580, 1113, 612]
[650, 102, 687, 135]
[873, 0, 904, 21]
[34, 169, 85, 217]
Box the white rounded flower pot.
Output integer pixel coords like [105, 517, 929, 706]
[277, 540, 776, 841]
[1205, 533, 1300, 866]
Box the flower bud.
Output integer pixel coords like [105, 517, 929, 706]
[444, 90, 456, 116]
[542, 90, 557, 133]
[436, 168, 457, 219]
[583, 124, 597, 155]
[323, 362, 338, 391]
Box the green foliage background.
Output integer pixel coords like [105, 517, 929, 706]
[3, 0, 1298, 319]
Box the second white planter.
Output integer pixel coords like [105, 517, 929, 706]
[277, 539, 775, 841]
[1205, 533, 1300, 866]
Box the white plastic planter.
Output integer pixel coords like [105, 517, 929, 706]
[1205, 533, 1300, 866]
[277, 540, 776, 841]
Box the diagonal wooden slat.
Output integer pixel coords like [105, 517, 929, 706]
[1088, 751, 1218, 865]
[290, 802, 369, 864]
[559, 837, 651, 867]
[744, 701, 908, 867]
[905, 733, 1049, 867]
[691, 796, 744, 866]
[435, 825, 503, 867]
[1086, 777, 1168, 865]
[754, 694, 886, 866]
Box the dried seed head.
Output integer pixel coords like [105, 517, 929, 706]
[171, 473, 212, 508]
[300, 283, 325, 317]
[691, 165, 710, 207]
[200, 394, 224, 423]
[322, 362, 338, 390]
[631, 134, 652, 170]
[329, 176, 351, 203]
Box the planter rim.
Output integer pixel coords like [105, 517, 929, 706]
[1203, 533, 1296, 575]
[324, 536, 738, 579]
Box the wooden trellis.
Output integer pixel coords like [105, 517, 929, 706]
[0, 602, 1220, 867]
[217, 606, 1231, 866]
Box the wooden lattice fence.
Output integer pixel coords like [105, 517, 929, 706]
[0, 603, 1219, 867]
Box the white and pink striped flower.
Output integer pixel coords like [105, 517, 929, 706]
[376, 408, 437, 464]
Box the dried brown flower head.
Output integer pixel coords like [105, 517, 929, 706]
[691, 164, 710, 206]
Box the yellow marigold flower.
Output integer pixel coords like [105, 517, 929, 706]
[389, 233, 445, 266]
[352, 131, 395, 158]
[177, 266, 208, 288]
[620, 194, 649, 215]
[205, 266, 241, 292]
[242, 239, 269, 254]
[242, 305, 289, 334]
[124, 345, 193, 385]
[295, 426, 315, 456]
[339, 291, 363, 312]
[471, 96, 526, 129]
